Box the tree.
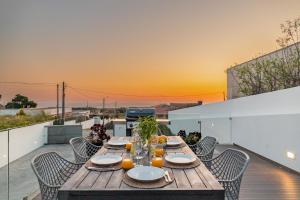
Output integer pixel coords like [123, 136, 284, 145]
[5, 94, 37, 109]
[235, 17, 300, 96]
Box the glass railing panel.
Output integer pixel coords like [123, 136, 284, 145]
[0, 130, 8, 200]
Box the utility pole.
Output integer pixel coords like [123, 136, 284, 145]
[62, 81, 66, 124]
[102, 97, 105, 125]
[56, 84, 59, 120]
[102, 97, 105, 111]
[114, 101, 117, 118]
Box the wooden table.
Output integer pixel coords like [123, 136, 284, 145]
[58, 136, 224, 200]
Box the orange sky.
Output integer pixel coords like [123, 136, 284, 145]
[1, 0, 300, 107]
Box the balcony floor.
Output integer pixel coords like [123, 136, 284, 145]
[216, 145, 300, 200]
[0, 144, 299, 200]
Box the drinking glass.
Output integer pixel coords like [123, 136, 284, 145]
[135, 141, 144, 166]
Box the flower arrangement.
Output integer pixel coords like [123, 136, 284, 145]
[88, 123, 111, 146]
[137, 116, 158, 144]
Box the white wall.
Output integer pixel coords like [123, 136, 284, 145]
[0, 121, 52, 168]
[232, 114, 300, 172]
[0, 131, 8, 168]
[168, 117, 231, 144]
[168, 86, 300, 172]
[79, 119, 94, 129]
[0, 118, 99, 168]
[64, 120, 76, 125]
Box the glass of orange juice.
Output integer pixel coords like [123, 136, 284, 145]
[155, 146, 165, 157]
[125, 142, 132, 151]
[152, 157, 164, 168]
[122, 157, 134, 170]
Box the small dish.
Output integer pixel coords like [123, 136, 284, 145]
[90, 155, 122, 166]
[127, 166, 165, 182]
[166, 140, 182, 146]
[107, 140, 127, 146]
[165, 154, 196, 164]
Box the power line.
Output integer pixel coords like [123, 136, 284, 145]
[68, 87, 101, 100]
[0, 81, 56, 86]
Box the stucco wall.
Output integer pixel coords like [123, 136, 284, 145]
[0, 118, 98, 168]
[168, 86, 300, 172]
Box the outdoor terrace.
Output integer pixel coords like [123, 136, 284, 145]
[1, 143, 299, 200]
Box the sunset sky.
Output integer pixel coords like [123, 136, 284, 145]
[1, 0, 300, 107]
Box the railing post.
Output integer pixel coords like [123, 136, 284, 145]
[198, 120, 201, 133]
[8, 128, 10, 200]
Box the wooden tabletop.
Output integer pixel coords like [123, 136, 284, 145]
[58, 136, 224, 200]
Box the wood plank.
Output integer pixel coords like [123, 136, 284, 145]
[105, 169, 124, 188]
[184, 168, 206, 188]
[194, 165, 213, 189]
[196, 162, 223, 190]
[172, 168, 191, 188]
[77, 171, 100, 189]
[60, 166, 89, 190]
[92, 171, 113, 189]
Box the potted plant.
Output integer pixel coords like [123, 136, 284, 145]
[87, 123, 111, 147]
[135, 116, 158, 165]
[185, 131, 202, 145]
[137, 116, 158, 145]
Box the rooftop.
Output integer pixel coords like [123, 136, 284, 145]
[1, 143, 299, 200]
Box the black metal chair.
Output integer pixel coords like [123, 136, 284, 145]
[69, 137, 101, 163]
[189, 136, 217, 161]
[202, 148, 250, 200]
[31, 152, 82, 200]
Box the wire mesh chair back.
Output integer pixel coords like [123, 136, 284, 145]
[203, 148, 250, 200]
[189, 136, 217, 161]
[198, 136, 217, 160]
[31, 152, 82, 200]
[69, 137, 101, 163]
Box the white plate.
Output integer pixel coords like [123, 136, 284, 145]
[165, 154, 196, 164]
[90, 155, 122, 166]
[107, 140, 127, 146]
[127, 166, 165, 182]
[167, 140, 182, 146]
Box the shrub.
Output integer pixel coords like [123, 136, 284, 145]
[185, 131, 202, 145]
[16, 109, 26, 116]
[0, 112, 54, 130]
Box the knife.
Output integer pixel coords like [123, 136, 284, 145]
[165, 171, 172, 182]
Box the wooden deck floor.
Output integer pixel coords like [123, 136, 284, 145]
[216, 145, 300, 200]
[27, 144, 300, 200]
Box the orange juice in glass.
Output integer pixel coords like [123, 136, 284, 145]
[155, 147, 164, 157]
[152, 157, 164, 168]
[122, 158, 134, 170]
[125, 143, 132, 151]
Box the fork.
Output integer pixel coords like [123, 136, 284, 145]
[164, 171, 172, 182]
